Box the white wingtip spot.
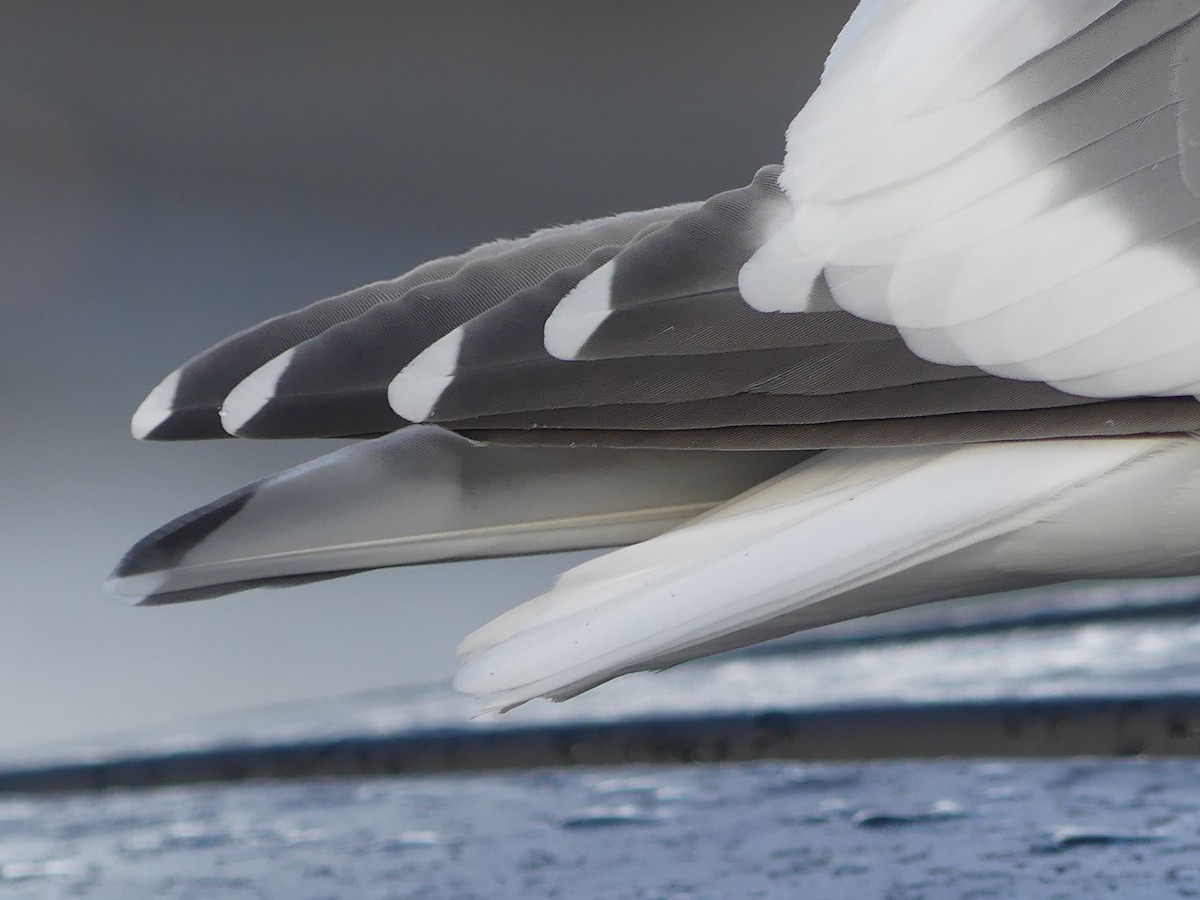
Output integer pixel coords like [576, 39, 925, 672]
[103, 569, 171, 606]
[388, 327, 465, 422]
[219, 348, 296, 435]
[131, 369, 182, 439]
[737, 225, 825, 313]
[543, 261, 616, 360]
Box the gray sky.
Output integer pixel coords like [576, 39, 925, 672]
[0, 1, 856, 753]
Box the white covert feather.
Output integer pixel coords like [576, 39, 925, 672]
[749, 2, 1200, 402]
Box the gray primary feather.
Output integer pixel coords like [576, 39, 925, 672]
[576, 167, 884, 359]
[225, 204, 697, 439]
[137, 238, 519, 441]
[407, 161, 1200, 445]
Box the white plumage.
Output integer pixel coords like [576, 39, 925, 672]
[457, 438, 1200, 711]
[110, 1, 1200, 710]
[768, 1, 1200, 398]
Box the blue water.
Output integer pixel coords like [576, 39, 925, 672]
[3, 759, 1199, 898]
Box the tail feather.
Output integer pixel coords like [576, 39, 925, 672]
[106, 425, 806, 606]
[456, 437, 1191, 711]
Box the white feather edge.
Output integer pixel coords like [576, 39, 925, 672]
[220, 348, 296, 435]
[387, 327, 464, 422]
[822, 0, 891, 76]
[456, 437, 1172, 712]
[541, 260, 616, 361]
[130, 368, 182, 439]
[386, 256, 617, 424]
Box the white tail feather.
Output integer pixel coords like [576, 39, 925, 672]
[457, 438, 1186, 711]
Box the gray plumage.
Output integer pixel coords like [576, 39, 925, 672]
[113, 2, 1200, 713]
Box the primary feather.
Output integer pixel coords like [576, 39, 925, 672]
[113, 0, 1200, 710]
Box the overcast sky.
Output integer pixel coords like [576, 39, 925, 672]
[0, 1, 856, 753]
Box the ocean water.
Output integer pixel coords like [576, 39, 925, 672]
[3, 585, 1200, 897]
[3, 759, 1200, 898]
